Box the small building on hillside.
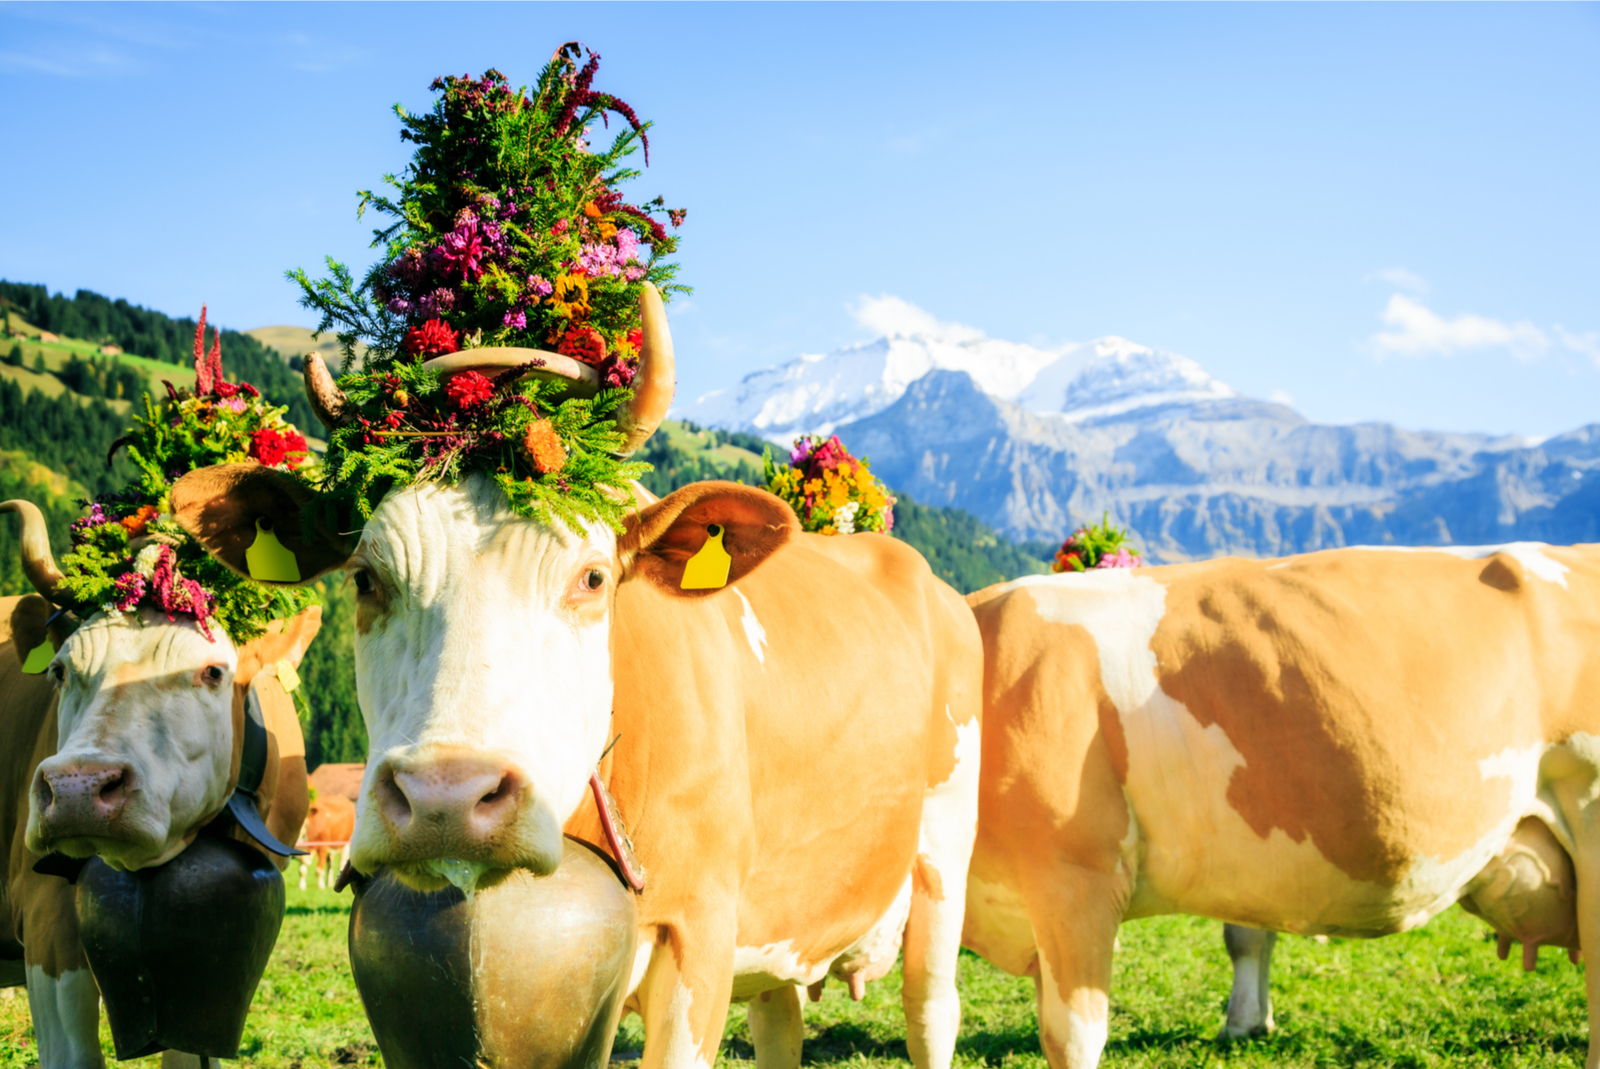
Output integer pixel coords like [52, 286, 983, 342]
[99, 344, 122, 356]
[37, 331, 57, 343]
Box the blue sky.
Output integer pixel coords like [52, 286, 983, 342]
[2, 2, 1597, 438]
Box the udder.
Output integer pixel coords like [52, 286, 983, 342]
[1459, 817, 1580, 971]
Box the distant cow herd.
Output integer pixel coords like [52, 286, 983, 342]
[4, 293, 1600, 1069]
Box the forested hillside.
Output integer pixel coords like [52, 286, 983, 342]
[1, 281, 314, 429]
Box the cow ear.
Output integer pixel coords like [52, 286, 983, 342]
[621, 481, 798, 595]
[171, 464, 353, 585]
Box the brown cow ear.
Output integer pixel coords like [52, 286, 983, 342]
[621, 481, 798, 595]
[170, 464, 352, 585]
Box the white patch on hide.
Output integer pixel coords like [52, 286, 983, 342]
[1349, 542, 1571, 588]
[732, 940, 828, 999]
[733, 587, 767, 665]
[1036, 955, 1108, 1069]
[26, 965, 103, 1069]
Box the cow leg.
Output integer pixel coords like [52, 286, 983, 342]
[1025, 865, 1122, 1069]
[747, 985, 803, 1069]
[902, 732, 981, 1069]
[635, 932, 736, 1069]
[162, 1052, 225, 1069]
[25, 964, 102, 1069]
[1220, 925, 1276, 1039]
[297, 856, 308, 891]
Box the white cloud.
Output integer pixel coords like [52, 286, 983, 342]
[1364, 267, 1430, 294]
[849, 294, 983, 342]
[1269, 389, 1296, 407]
[1556, 326, 1600, 368]
[1370, 294, 1549, 362]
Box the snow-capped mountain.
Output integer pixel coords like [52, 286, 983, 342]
[676, 301, 1599, 561]
[677, 314, 1234, 441]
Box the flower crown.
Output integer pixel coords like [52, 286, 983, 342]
[290, 46, 685, 531]
[54, 308, 317, 643]
[1052, 513, 1142, 573]
[761, 435, 895, 536]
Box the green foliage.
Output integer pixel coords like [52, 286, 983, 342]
[299, 575, 366, 768]
[1052, 511, 1142, 572]
[0, 280, 315, 429]
[0, 377, 134, 498]
[889, 493, 1050, 594]
[0, 461, 80, 598]
[54, 353, 144, 400]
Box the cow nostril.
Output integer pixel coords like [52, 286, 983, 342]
[479, 774, 516, 807]
[99, 772, 125, 801]
[377, 769, 413, 828]
[35, 776, 53, 813]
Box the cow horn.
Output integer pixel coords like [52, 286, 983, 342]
[615, 283, 675, 457]
[0, 500, 68, 605]
[303, 353, 354, 430]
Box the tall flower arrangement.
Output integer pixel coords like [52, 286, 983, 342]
[1051, 513, 1142, 573]
[289, 46, 685, 531]
[761, 435, 895, 536]
[54, 308, 317, 643]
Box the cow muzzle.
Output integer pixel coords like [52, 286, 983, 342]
[362, 748, 560, 889]
[27, 758, 167, 864]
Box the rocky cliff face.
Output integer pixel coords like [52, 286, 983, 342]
[680, 321, 1598, 562]
[839, 370, 1599, 561]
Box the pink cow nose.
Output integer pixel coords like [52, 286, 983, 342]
[36, 761, 132, 832]
[373, 752, 525, 854]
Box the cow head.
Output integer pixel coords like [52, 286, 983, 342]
[5, 499, 321, 871]
[172, 291, 797, 892]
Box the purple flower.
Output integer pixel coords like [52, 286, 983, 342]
[387, 297, 414, 315]
[388, 246, 426, 286]
[112, 572, 147, 613]
[502, 309, 527, 329]
[416, 287, 457, 318]
[526, 275, 553, 297]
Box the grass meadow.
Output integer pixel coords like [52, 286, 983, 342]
[0, 883, 1586, 1068]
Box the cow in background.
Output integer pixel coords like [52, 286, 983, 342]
[0, 500, 316, 1069]
[298, 792, 355, 891]
[962, 544, 1600, 1068]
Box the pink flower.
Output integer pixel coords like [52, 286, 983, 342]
[112, 572, 147, 613]
[1093, 547, 1141, 570]
[434, 216, 486, 280]
[219, 397, 246, 413]
[503, 309, 527, 329]
[527, 275, 554, 297]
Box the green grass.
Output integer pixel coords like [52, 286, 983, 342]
[0, 888, 1587, 1067]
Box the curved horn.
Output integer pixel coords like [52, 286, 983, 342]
[0, 500, 67, 604]
[303, 353, 354, 431]
[615, 283, 676, 457]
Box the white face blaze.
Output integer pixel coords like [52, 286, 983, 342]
[345, 474, 618, 890]
[26, 607, 239, 871]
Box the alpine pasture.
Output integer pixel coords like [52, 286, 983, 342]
[0, 883, 1581, 1067]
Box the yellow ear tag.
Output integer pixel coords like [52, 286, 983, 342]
[277, 659, 302, 693]
[246, 519, 301, 582]
[21, 639, 54, 675]
[680, 524, 732, 590]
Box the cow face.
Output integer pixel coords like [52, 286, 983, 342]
[26, 608, 239, 871]
[172, 465, 795, 892]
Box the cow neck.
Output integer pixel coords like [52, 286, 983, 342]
[206, 680, 303, 858]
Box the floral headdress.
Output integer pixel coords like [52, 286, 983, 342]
[761, 435, 895, 537]
[289, 45, 685, 532]
[53, 308, 317, 643]
[1052, 513, 1142, 573]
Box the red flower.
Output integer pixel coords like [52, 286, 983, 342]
[403, 319, 460, 356]
[557, 324, 607, 365]
[282, 429, 309, 470]
[251, 427, 288, 467]
[445, 371, 495, 409]
[215, 381, 240, 398]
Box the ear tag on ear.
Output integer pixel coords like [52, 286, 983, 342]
[246, 518, 301, 582]
[680, 524, 732, 590]
[277, 659, 302, 693]
[21, 639, 55, 675]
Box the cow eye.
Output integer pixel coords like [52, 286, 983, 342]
[47, 663, 64, 684]
[583, 569, 605, 592]
[352, 569, 375, 596]
[200, 665, 227, 687]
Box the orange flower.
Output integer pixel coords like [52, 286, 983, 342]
[583, 202, 602, 219]
[523, 419, 567, 474]
[120, 504, 160, 538]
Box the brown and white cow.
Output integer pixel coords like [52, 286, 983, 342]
[961, 544, 1600, 1067]
[171, 287, 984, 1069]
[0, 502, 316, 1069]
[298, 792, 355, 891]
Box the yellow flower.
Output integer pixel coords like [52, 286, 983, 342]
[550, 273, 591, 318]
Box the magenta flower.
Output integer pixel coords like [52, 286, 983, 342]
[1093, 547, 1141, 570]
[435, 216, 486, 280]
[502, 309, 527, 329]
[112, 572, 147, 612]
